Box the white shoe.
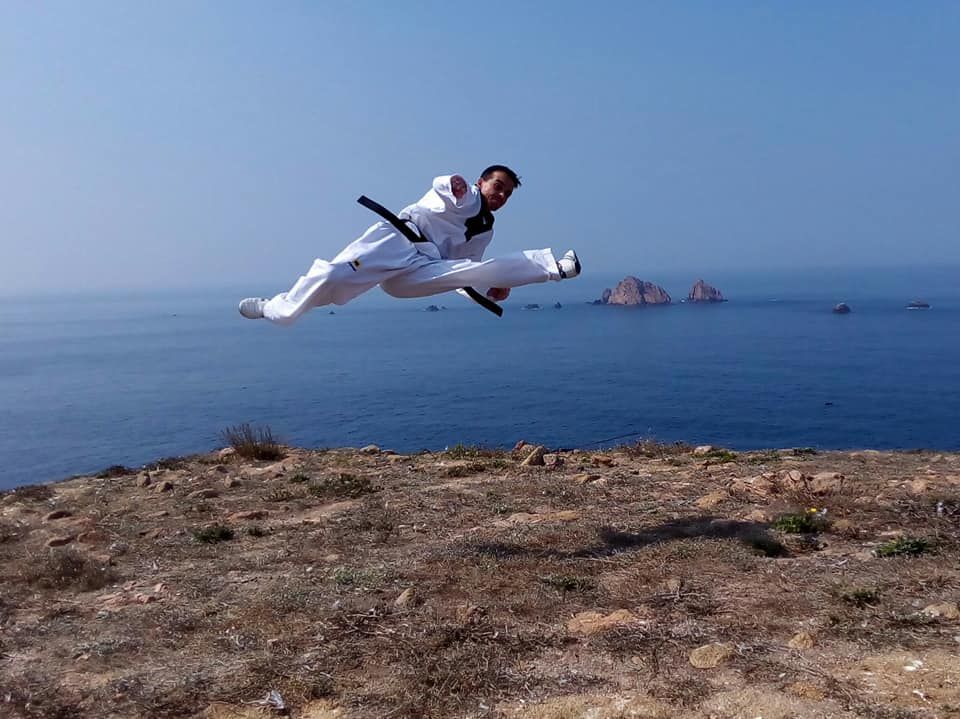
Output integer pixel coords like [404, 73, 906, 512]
[238, 298, 267, 319]
[557, 250, 581, 279]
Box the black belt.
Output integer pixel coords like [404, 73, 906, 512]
[357, 195, 503, 317]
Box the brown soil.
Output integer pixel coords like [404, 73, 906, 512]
[2, 443, 959, 718]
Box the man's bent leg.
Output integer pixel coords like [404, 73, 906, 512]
[260, 223, 421, 325]
[379, 248, 560, 299]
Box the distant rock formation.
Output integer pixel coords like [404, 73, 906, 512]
[425, 305, 441, 312]
[907, 300, 931, 309]
[687, 279, 725, 303]
[832, 303, 851, 314]
[522, 303, 541, 311]
[596, 277, 671, 306]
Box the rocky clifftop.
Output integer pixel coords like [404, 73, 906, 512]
[596, 276, 672, 305]
[687, 279, 724, 303]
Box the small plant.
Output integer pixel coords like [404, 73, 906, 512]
[148, 456, 191, 471]
[443, 462, 487, 478]
[772, 509, 828, 534]
[220, 423, 284, 461]
[264, 488, 297, 503]
[792, 447, 818, 456]
[700, 449, 738, 463]
[446, 443, 505, 459]
[746, 451, 782, 465]
[842, 587, 881, 607]
[20, 548, 117, 591]
[193, 524, 234, 543]
[331, 566, 382, 588]
[95, 465, 131, 478]
[308, 472, 379, 498]
[625, 439, 692, 458]
[288, 472, 311, 483]
[876, 536, 930, 558]
[539, 574, 596, 592]
[246, 525, 266, 537]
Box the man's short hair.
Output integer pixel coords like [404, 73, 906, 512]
[480, 165, 522, 188]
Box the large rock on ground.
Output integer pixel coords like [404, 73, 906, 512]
[688, 279, 724, 303]
[598, 276, 671, 306]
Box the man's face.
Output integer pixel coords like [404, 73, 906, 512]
[476, 171, 516, 212]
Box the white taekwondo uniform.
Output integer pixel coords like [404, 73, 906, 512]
[261, 175, 562, 325]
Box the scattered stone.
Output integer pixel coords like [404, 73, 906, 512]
[591, 455, 614, 467]
[810, 471, 844, 494]
[922, 602, 959, 620]
[156, 481, 174, 493]
[689, 642, 735, 668]
[500, 510, 581, 526]
[137, 474, 152, 487]
[360, 444, 381, 455]
[222, 477, 242, 488]
[520, 445, 547, 467]
[732, 474, 778, 497]
[909, 478, 929, 494]
[46, 535, 76, 548]
[571, 473, 601, 485]
[77, 529, 110, 545]
[394, 587, 416, 608]
[786, 681, 826, 701]
[693, 445, 715, 456]
[228, 510, 269, 522]
[830, 519, 857, 536]
[218, 447, 237, 460]
[187, 489, 219, 500]
[543, 453, 563, 468]
[512, 440, 527, 452]
[695, 491, 728, 509]
[211, 464, 229, 474]
[743, 509, 770, 523]
[788, 631, 817, 649]
[665, 578, 683, 593]
[567, 609, 638, 635]
[43, 509, 73, 522]
[386, 454, 408, 463]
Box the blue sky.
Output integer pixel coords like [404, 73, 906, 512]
[1, 2, 957, 294]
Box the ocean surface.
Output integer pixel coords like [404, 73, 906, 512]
[2, 267, 958, 490]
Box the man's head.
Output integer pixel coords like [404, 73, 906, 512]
[477, 164, 521, 212]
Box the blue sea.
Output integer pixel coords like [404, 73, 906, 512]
[2, 266, 958, 490]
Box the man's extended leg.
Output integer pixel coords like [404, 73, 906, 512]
[379, 248, 574, 299]
[243, 222, 422, 325]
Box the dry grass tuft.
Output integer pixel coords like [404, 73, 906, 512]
[19, 548, 117, 591]
[220, 423, 284, 460]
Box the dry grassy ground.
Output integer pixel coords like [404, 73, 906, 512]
[1, 440, 959, 719]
